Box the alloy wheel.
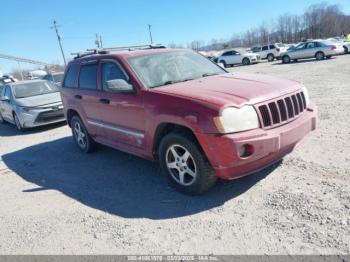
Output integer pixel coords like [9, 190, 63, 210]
[166, 144, 197, 186]
[73, 121, 87, 149]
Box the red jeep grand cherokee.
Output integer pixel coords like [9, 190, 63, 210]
[61, 46, 317, 195]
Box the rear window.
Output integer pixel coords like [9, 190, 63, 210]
[269, 45, 275, 49]
[79, 64, 98, 90]
[262, 46, 268, 51]
[63, 64, 79, 88]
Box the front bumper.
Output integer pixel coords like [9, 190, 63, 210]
[17, 105, 65, 128]
[196, 103, 317, 180]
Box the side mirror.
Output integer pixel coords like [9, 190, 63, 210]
[0, 96, 10, 102]
[106, 79, 134, 93]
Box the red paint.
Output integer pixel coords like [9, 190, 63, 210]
[61, 48, 317, 180]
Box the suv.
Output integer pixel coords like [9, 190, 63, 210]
[61, 46, 317, 195]
[216, 50, 260, 67]
[251, 43, 287, 61]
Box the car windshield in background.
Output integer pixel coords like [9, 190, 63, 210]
[127, 50, 225, 88]
[13, 81, 59, 98]
[53, 74, 64, 83]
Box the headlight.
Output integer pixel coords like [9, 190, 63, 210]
[21, 107, 31, 113]
[213, 106, 260, 133]
[301, 86, 310, 106]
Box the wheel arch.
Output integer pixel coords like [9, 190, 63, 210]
[66, 109, 80, 127]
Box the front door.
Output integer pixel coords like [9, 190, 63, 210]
[94, 60, 145, 149]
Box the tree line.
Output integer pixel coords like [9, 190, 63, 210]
[181, 3, 350, 51]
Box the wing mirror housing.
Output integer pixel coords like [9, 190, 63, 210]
[0, 96, 10, 102]
[106, 79, 135, 94]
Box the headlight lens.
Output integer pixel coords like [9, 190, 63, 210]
[21, 107, 31, 113]
[213, 106, 260, 133]
[301, 86, 310, 106]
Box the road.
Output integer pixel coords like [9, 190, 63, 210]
[0, 55, 349, 254]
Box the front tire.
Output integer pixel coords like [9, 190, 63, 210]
[71, 115, 95, 153]
[13, 113, 24, 131]
[267, 54, 274, 62]
[0, 112, 5, 124]
[159, 133, 217, 195]
[343, 46, 348, 54]
[219, 60, 227, 68]
[242, 58, 250, 66]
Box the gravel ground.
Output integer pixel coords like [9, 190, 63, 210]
[0, 55, 349, 255]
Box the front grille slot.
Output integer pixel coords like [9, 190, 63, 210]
[257, 91, 307, 128]
[35, 109, 64, 123]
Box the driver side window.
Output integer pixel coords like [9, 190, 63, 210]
[101, 61, 129, 92]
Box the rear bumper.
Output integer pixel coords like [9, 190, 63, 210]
[196, 103, 317, 180]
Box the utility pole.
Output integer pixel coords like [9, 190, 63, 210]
[50, 20, 67, 66]
[148, 24, 153, 44]
[95, 34, 103, 48]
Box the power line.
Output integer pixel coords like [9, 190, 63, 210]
[50, 20, 67, 66]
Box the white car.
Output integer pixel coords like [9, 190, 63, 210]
[327, 38, 350, 54]
[251, 43, 288, 61]
[217, 50, 260, 67]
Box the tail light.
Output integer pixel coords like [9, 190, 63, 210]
[331, 45, 337, 50]
[276, 48, 280, 52]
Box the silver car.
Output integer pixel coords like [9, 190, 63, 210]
[281, 40, 344, 63]
[0, 80, 65, 131]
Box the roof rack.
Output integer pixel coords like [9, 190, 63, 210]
[72, 44, 166, 59]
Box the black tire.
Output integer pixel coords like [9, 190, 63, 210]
[242, 58, 250, 66]
[282, 55, 291, 64]
[315, 51, 325, 60]
[267, 54, 274, 62]
[13, 113, 24, 131]
[0, 111, 5, 124]
[70, 115, 95, 153]
[159, 133, 217, 195]
[344, 46, 348, 54]
[219, 60, 227, 68]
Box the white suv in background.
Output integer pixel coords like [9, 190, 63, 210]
[251, 43, 287, 61]
[217, 50, 260, 67]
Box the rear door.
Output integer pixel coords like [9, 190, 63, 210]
[75, 61, 105, 138]
[94, 59, 145, 148]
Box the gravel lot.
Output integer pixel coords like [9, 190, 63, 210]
[0, 55, 349, 255]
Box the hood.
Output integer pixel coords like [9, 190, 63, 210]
[151, 73, 302, 108]
[15, 92, 62, 108]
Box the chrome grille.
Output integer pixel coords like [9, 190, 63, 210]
[257, 91, 307, 128]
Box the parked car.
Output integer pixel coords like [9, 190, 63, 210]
[42, 72, 65, 86]
[0, 75, 17, 94]
[0, 80, 65, 131]
[327, 37, 350, 54]
[251, 43, 287, 61]
[216, 50, 260, 67]
[281, 40, 344, 63]
[61, 47, 316, 195]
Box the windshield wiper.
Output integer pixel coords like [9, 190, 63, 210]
[202, 73, 219, 77]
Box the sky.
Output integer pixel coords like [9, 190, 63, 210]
[1, 0, 350, 73]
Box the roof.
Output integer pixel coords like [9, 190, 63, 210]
[71, 47, 188, 63]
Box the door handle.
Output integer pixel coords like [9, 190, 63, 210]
[74, 95, 82, 100]
[99, 98, 110, 104]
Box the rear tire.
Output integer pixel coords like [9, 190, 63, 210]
[159, 133, 217, 195]
[282, 55, 291, 64]
[267, 54, 274, 62]
[242, 58, 250, 66]
[315, 51, 325, 60]
[344, 46, 348, 54]
[71, 115, 95, 153]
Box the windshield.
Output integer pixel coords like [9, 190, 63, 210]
[53, 73, 64, 83]
[13, 81, 59, 98]
[127, 50, 226, 88]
